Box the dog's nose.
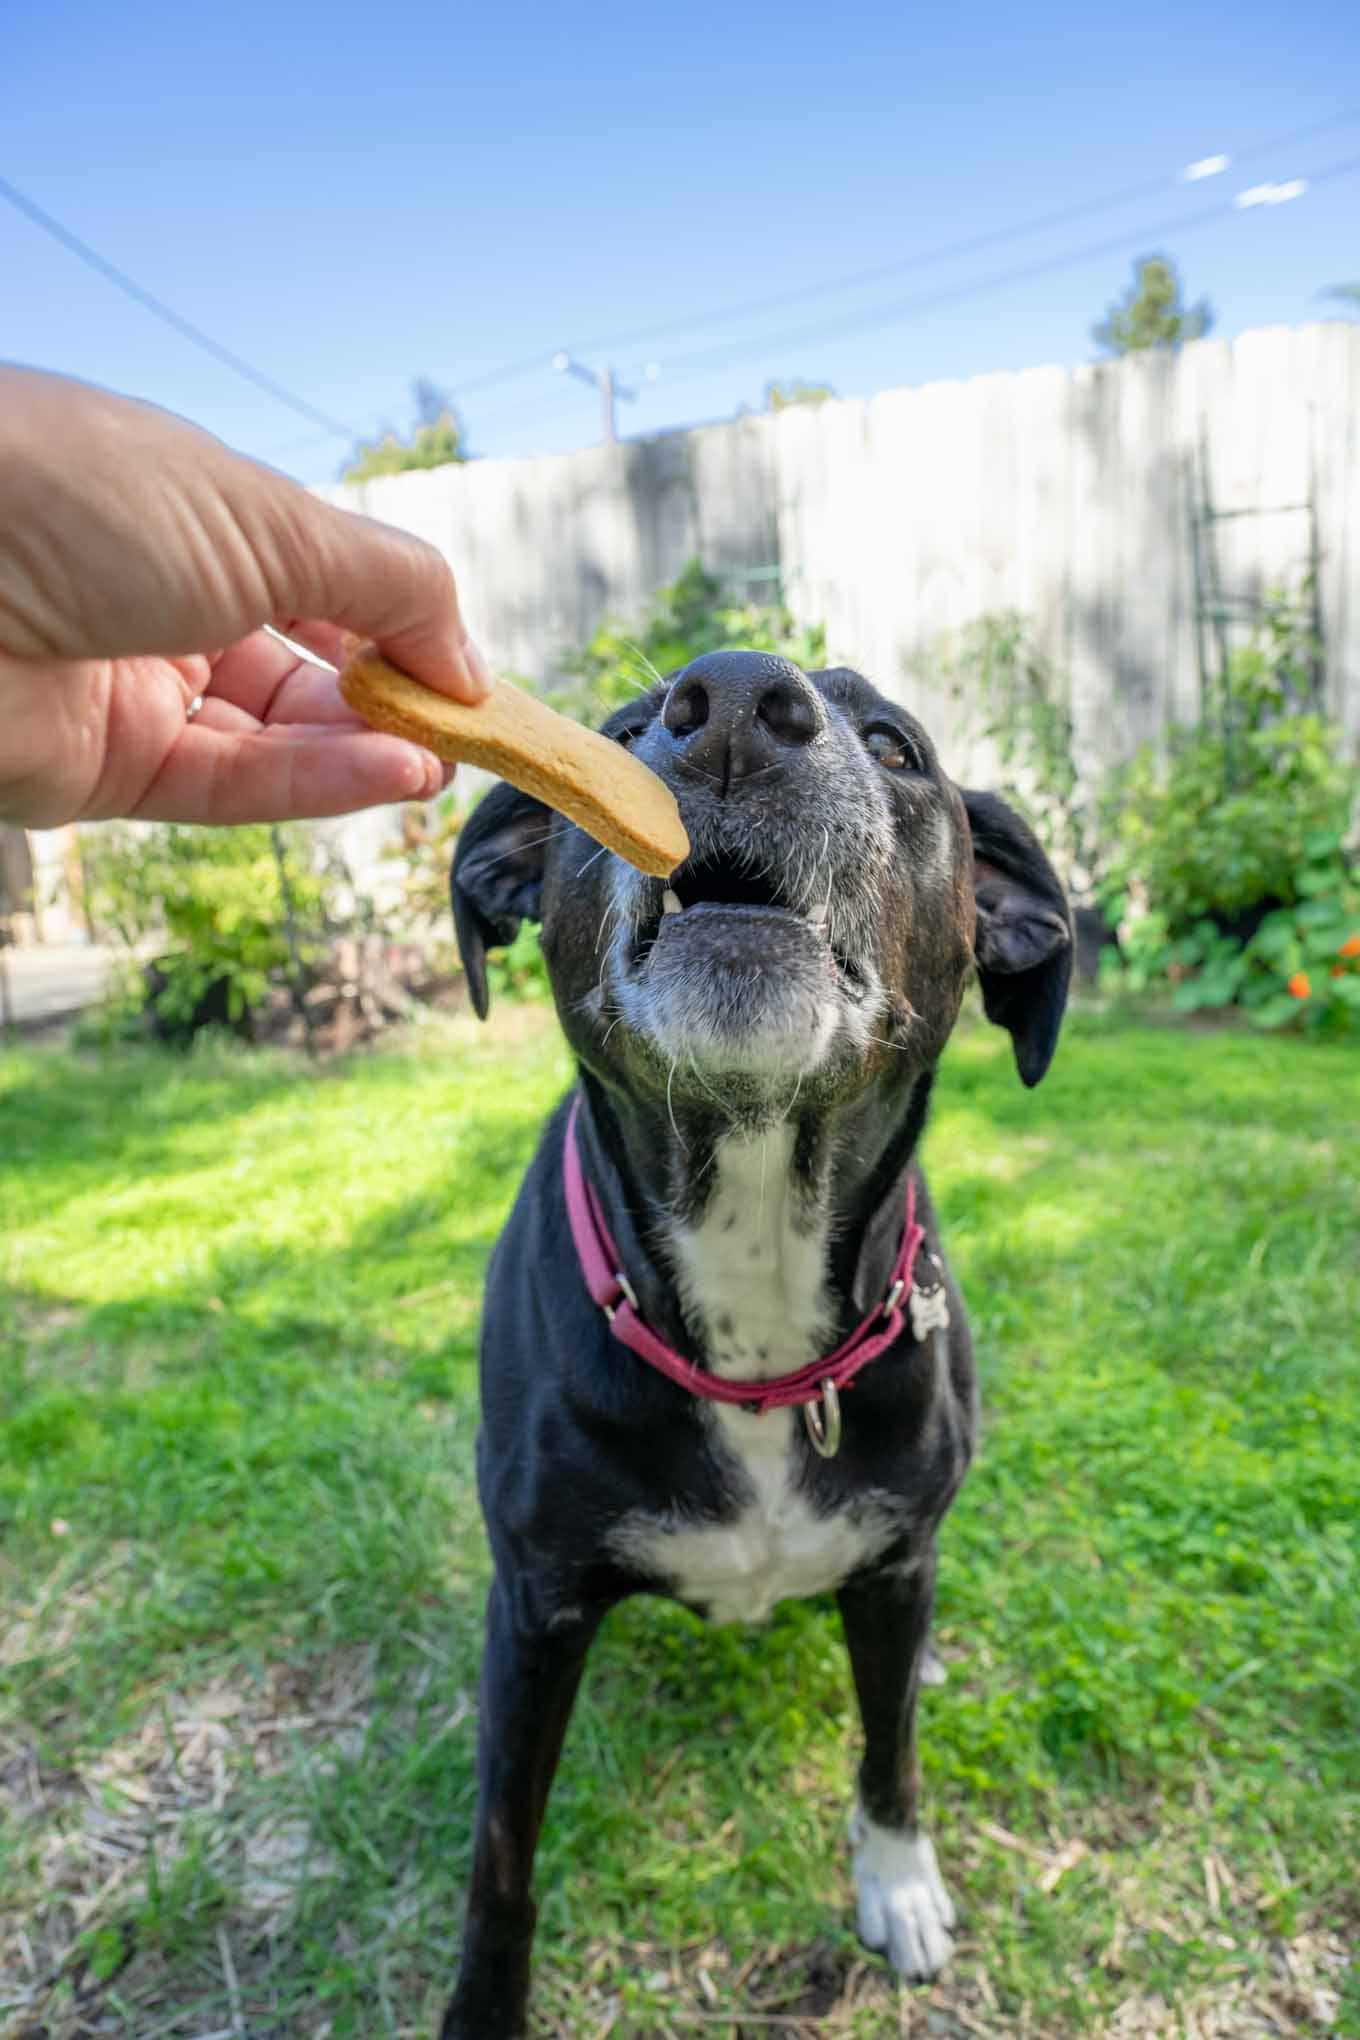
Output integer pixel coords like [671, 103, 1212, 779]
[661, 651, 825, 787]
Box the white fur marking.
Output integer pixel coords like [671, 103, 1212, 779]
[610, 1130, 896, 1624]
[850, 1807, 956, 1980]
[672, 1127, 828, 1382]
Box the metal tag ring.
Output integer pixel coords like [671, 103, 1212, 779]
[803, 1380, 842, 1459]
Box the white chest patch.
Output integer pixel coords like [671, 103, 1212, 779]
[670, 1124, 830, 1382]
[610, 1129, 898, 1625]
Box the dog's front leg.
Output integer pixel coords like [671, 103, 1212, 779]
[441, 1580, 606, 2040]
[837, 1556, 957, 1983]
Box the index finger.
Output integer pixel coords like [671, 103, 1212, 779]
[272, 497, 491, 703]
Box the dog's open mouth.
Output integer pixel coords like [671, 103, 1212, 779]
[628, 851, 867, 997]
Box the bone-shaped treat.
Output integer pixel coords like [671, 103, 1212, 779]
[339, 645, 690, 879]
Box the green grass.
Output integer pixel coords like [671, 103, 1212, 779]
[1, 1004, 1356, 2038]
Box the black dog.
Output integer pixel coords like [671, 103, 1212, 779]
[441, 651, 1071, 2038]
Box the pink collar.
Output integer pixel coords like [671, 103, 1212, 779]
[563, 1099, 929, 1458]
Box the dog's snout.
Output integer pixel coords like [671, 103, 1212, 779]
[661, 651, 825, 787]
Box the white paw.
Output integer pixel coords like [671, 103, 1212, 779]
[919, 1643, 948, 1688]
[849, 1807, 957, 1982]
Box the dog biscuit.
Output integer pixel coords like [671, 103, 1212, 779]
[339, 645, 690, 878]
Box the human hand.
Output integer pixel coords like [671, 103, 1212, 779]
[0, 365, 491, 829]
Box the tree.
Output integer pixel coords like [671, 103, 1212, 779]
[1323, 283, 1360, 315]
[1092, 256, 1213, 357]
[344, 378, 471, 482]
[764, 378, 836, 409]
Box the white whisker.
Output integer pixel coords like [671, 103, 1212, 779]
[863, 1033, 913, 1055]
[602, 670, 650, 701]
[666, 1059, 686, 1150]
[686, 1052, 740, 1128]
[457, 823, 564, 877]
[622, 641, 665, 689]
[595, 899, 624, 956]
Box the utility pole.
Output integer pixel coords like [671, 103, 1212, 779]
[553, 352, 631, 441]
[597, 364, 619, 444]
[553, 353, 659, 445]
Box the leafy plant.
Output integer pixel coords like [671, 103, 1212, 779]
[344, 377, 471, 482]
[1105, 587, 1350, 933]
[1121, 832, 1360, 1035]
[943, 612, 1100, 898]
[764, 378, 836, 409]
[81, 823, 339, 1036]
[553, 558, 825, 723]
[1108, 710, 1349, 929]
[384, 793, 466, 957]
[1103, 586, 1359, 1031]
[385, 790, 550, 1005]
[486, 919, 552, 1004]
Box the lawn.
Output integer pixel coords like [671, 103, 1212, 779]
[1, 1004, 1356, 2038]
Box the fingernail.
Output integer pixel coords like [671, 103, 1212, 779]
[416, 747, 443, 798]
[462, 639, 492, 699]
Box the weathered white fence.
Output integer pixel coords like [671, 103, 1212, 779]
[22, 323, 1358, 943]
[326, 323, 1360, 780]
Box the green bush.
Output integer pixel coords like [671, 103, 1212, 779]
[386, 792, 551, 1006]
[81, 823, 338, 1036]
[344, 410, 467, 482]
[486, 919, 552, 1004]
[552, 558, 825, 723]
[1102, 589, 1360, 1032]
[1106, 714, 1350, 930]
[1115, 832, 1360, 1034]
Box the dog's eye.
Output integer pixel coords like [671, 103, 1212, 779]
[864, 724, 922, 773]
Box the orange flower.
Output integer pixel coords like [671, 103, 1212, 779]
[1287, 972, 1311, 999]
[1339, 933, 1360, 959]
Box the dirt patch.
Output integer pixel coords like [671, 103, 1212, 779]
[0, 1646, 374, 2037]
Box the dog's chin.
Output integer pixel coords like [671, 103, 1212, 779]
[611, 904, 864, 1083]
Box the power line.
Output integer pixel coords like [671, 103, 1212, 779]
[650, 148, 1360, 392]
[442, 348, 559, 399]
[425, 104, 1359, 407]
[0, 172, 363, 442]
[223, 130, 1360, 470]
[554, 105, 1360, 364]
[13, 103, 1350, 454]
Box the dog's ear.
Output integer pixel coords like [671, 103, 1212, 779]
[960, 789, 1072, 1088]
[450, 783, 552, 1021]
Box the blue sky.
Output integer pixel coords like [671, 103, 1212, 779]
[5, 1, 1357, 485]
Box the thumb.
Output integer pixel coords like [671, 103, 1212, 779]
[280, 496, 491, 702]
